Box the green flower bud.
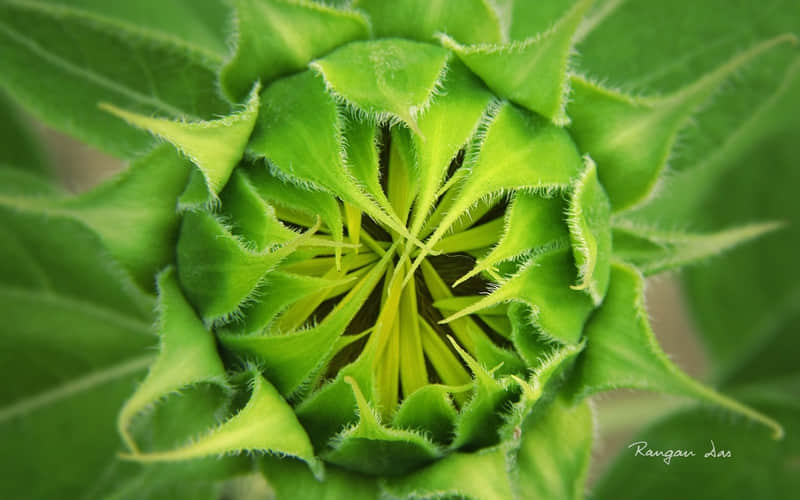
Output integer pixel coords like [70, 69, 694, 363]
[7, 1, 790, 498]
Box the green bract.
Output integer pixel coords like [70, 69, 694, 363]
[1, 0, 797, 499]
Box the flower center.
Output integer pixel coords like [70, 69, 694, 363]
[261, 123, 513, 417]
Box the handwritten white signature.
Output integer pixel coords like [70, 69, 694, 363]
[628, 440, 732, 465]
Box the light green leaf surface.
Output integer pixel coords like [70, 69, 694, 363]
[117, 268, 228, 452]
[41, 145, 193, 289]
[311, 39, 450, 133]
[455, 193, 568, 287]
[261, 457, 379, 500]
[566, 157, 611, 304]
[343, 117, 393, 216]
[571, 262, 783, 438]
[322, 377, 443, 476]
[612, 220, 781, 276]
[683, 127, 800, 384]
[353, 0, 504, 45]
[512, 396, 593, 500]
[392, 385, 458, 446]
[126, 372, 322, 480]
[0, 165, 60, 197]
[501, 0, 576, 41]
[408, 101, 583, 281]
[221, 0, 370, 101]
[244, 164, 345, 250]
[0, 0, 230, 157]
[176, 210, 316, 322]
[406, 61, 493, 238]
[577, 0, 799, 214]
[101, 86, 260, 203]
[381, 394, 593, 500]
[218, 170, 298, 250]
[444, 248, 593, 345]
[448, 341, 516, 450]
[570, 36, 793, 211]
[250, 70, 395, 229]
[34, 0, 232, 62]
[381, 446, 513, 500]
[441, 0, 591, 124]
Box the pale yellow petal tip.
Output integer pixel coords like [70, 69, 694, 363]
[97, 101, 127, 118]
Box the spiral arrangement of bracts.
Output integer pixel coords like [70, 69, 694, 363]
[77, 0, 792, 498]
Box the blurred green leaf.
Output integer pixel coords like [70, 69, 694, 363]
[585, 1, 799, 496]
[586, 1, 800, 384]
[0, 92, 49, 175]
[593, 388, 800, 500]
[0, 145, 194, 290]
[0, 0, 230, 158]
[0, 193, 155, 498]
[37, 0, 232, 62]
[683, 126, 800, 384]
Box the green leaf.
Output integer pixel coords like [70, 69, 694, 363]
[440, 0, 592, 124]
[499, 340, 585, 436]
[385, 126, 420, 225]
[221, 0, 370, 101]
[454, 192, 569, 287]
[577, 0, 798, 100]
[0, 208, 154, 405]
[392, 385, 458, 445]
[0, 193, 156, 499]
[381, 446, 513, 500]
[322, 377, 443, 476]
[176, 210, 317, 322]
[44, 145, 191, 289]
[261, 457, 379, 500]
[568, 35, 796, 210]
[117, 268, 228, 453]
[218, 170, 298, 250]
[250, 70, 405, 237]
[566, 157, 612, 304]
[294, 360, 368, 449]
[125, 372, 323, 480]
[570, 261, 784, 438]
[612, 220, 781, 276]
[0, 0, 230, 157]
[101, 85, 260, 203]
[33, 0, 232, 63]
[223, 271, 349, 336]
[443, 247, 594, 345]
[244, 164, 345, 254]
[593, 391, 800, 500]
[575, 0, 799, 198]
[0, 360, 151, 500]
[448, 340, 517, 450]
[500, 0, 576, 41]
[343, 117, 393, 217]
[512, 396, 593, 500]
[311, 39, 450, 133]
[0, 146, 189, 290]
[408, 101, 583, 281]
[406, 60, 494, 238]
[219, 247, 392, 395]
[0, 91, 49, 175]
[683, 127, 800, 384]
[0, 165, 60, 197]
[353, 0, 504, 44]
